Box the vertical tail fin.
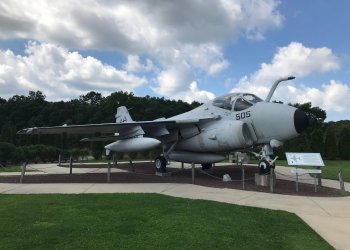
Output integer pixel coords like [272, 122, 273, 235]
[115, 106, 134, 123]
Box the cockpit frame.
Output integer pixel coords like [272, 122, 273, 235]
[212, 93, 263, 111]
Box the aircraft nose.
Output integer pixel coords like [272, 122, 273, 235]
[294, 109, 309, 134]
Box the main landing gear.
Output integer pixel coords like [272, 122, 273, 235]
[154, 142, 179, 173]
[201, 163, 212, 170]
[155, 156, 167, 173]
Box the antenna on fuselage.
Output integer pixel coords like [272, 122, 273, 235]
[265, 76, 295, 102]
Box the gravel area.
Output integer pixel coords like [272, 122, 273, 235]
[0, 162, 346, 197]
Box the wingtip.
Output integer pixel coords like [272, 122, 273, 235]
[17, 127, 37, 134]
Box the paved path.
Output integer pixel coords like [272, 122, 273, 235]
[1, 163, 349, 249]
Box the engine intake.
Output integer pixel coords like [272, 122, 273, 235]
[176, 120, 253, 152]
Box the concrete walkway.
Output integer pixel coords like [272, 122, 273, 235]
[1, 163, 349, 249]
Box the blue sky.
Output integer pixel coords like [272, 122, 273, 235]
[0, 0, 349, 121]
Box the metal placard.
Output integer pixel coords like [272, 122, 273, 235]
[291, 168, 322, 174]
[286, 152, 324, 166]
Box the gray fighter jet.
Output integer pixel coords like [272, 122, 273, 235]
[18, 76, 309, 173]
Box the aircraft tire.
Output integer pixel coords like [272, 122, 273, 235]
[259, 160, 270, 175]
[201, 163, 212, 170]
[155, 156, 167, 173]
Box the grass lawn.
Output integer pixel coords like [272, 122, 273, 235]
[0, 165, 36, 173]
[0, 165, 23, 172]
[274, 160, 350, 183]
[247, 159, 350, 182]
[0, 193, 332, 250]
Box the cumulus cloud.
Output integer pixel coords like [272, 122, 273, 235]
[154, 62, 193, 97]
[177, 81, 216, 103]
[124, 55, 155, 73]
[232, 42, 341, 99]
[0, 42, 146, 100]
[0, 0, 283, 102]
[295, 80, 350, 113]
[0, 0, 282, 50]
[230, 42, 350, 118]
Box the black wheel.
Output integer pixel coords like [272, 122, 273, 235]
[201, 163, 212, 170]
[259, 160, 271, 174]
[155, 156, 167, 173]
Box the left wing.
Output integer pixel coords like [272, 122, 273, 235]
[17, 118, 215, 138]
[17, 121, 175, 135]
[17, 104, 217, 141]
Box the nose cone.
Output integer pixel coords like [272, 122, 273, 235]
[294, 109, 309, 133]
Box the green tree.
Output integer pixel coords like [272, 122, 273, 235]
[293, 102, 326, 127]
[91, 141, 103, 160]
[338, 127, 350, 160]
[12, 146, 26, 164]
[310, 128, 325, 156]
[79, 91, 103, 106]
[0, 122, 17, 144]
[0, 142, 16, 166]
[324, 127, 338, 160]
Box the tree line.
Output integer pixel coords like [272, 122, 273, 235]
[0, 90, 349, 165]
[276, 102, 350, 160]
[0, 91, 198, 165]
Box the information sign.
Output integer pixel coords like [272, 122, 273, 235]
[286, 153, 324, 166]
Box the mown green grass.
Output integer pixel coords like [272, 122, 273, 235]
[275, 160, 350, 182]
[0, 165, 36, 172]
[0, 165, 22, 172]
[247, 159, 350, 182]
[0, 193, 332, 250]
[318, 161, 350, 182]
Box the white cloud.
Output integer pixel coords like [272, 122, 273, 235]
[232, 42, 341, 99]
[185, 43, 229, 75]
[0, 42, 146, 100]
[173, 81, 216, 103]
[230, 42, 350, 119]
[0, 0, 283, 52]
[124, 55, 155, 73]
[0, 0, 283, 101]
[154, 62, 193, 97]
[295, 80, 350, 113]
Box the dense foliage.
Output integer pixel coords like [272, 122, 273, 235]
[0, 91, 199, 164]
[0, 90, 349, 164]
[277, 102, 350, 160]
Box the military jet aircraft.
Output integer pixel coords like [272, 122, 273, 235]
[18, 76, 309, 173]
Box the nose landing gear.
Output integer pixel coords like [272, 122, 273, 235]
[252, 144, 278, 174]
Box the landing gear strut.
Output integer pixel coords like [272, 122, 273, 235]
[154, 142, 177, 173]
[252, 144, 278, 175]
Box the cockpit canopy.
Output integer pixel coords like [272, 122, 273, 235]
[212, 93, 263, 111]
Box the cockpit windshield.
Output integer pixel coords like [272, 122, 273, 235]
[242, 94, 262, 103]
[234, 97, 252, 111]
[212, 93, 262, 111]
[212, 93, 239, 110]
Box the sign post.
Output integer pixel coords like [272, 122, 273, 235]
[241, 162, 245, 190]
[191, 163, 195, 184]
[338, 170, 345, 195]
[69, 155, 73, 175]
[286, 153, 324, 192]
[20, 162, 27, 183]
[107, 160, 111, 183]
